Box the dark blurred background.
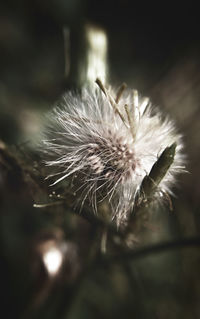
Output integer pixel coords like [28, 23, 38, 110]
[0, 1, 200, 318]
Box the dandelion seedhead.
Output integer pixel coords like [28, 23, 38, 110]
[42, 80, 184, 225]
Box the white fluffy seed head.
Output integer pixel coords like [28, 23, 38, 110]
[42, 84, 184, 225]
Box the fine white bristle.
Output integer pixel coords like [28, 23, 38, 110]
[41, 83, 184, 225]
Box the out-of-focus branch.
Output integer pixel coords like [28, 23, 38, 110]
[100, 236, 200, 265]
[64, 25, 108, 87]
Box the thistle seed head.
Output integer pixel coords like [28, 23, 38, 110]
[87, 129, 136, 180]
[42, 82, 184, 225]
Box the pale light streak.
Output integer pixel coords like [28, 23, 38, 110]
[43, 246, 63, 276]
[86, 26, 107, 84]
